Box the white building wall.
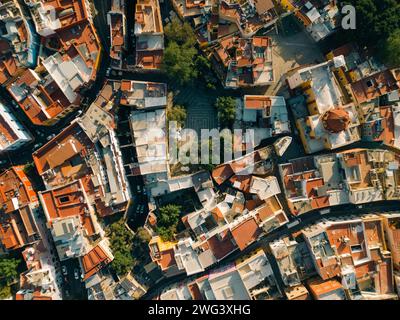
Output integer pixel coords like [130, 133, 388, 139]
[0, 102, 32, 152]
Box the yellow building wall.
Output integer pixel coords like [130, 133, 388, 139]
[280, 0, 296, 12]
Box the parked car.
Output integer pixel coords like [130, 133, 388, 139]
[46, 134, 56, 141]
[320, 208, 331, 215]
[139, 205, 146, 215]
[287, 219, 300, 229]
[34, 143, 43, 150]
[61, 266, 67, 275]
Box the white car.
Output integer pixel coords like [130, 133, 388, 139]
[61, 266, 67, 275]
[320, 208, 331, 215]
[46, 134, 56, 141]
[74, 269, 79, 280]
[287, 219, 300, 229]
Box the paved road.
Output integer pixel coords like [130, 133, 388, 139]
[92, 0, 111, 55]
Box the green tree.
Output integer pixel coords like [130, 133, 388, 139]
[384, 29, 400, 67]
[215, 97, 237, 128]
[340, 0, 400, 49]
[156, 227, 175, 242]
[0, 284, 11, 300]
[106, 220, 135, 276]
[156, 204, 181, 241]
[162, 18, 200, 85]
[111, 251, 135, 276]
[195, 55, 211, 75]
[23, 162, 35, 175]
[168, 105, 187, 127]
[162, 42, 198, 85]
[164, 18, 196, 47]
[135, 227, 151, 244]
[0, 257, 20, 284]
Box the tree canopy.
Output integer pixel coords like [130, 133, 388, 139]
[156, 204, 181, 242]
[168, 105, 187, 128]
[23, 162, 35, 176]
[0, 257, 20, 284]
[195, 55, 218, 90]
[135, 227, 151, 244]
[106, 220, 135, 276]
[215, 97, 237, 128]
[0, 284, 11, 299]
[340, 0, 400, 65]
[162, 18, 199, 85]
[162, 42, 198, 85]
[164, 18, 196, 47]
[384, 29, 400, 67]
[341, 0, 400, 46]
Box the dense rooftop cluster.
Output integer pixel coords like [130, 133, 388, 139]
[0, 0, 400, 302]
[279, 149, 400, 215]
[7, 0, 101, 126]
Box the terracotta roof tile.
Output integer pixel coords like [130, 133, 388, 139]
[231, 218, 261, 250]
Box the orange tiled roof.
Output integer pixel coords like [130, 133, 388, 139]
[229, 174, 252, 193]
[7, 69, 72, 126]
[186, 0, 206, 9]
[244, 96, 271, 110]
[33, 122, 92, 175]
[212, 164, 234, 185]
[207, 230, 236, 260]
[0, 166, 37, 214]
[0, 179, 38, 254]
[350, 70, 399, 105]
[136, 50, 164, 70]
[188, 281, 203, 300]
[45, 0, 88, 29]
[322, 108, 351, 133]
[231, 218, 261, 250]
[7, 1, 100, 126]
[158, 248, 177, 271]
[40, 180, 96, 236]
[307, 278, 343, 299]
[81, 243, 112, 280]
